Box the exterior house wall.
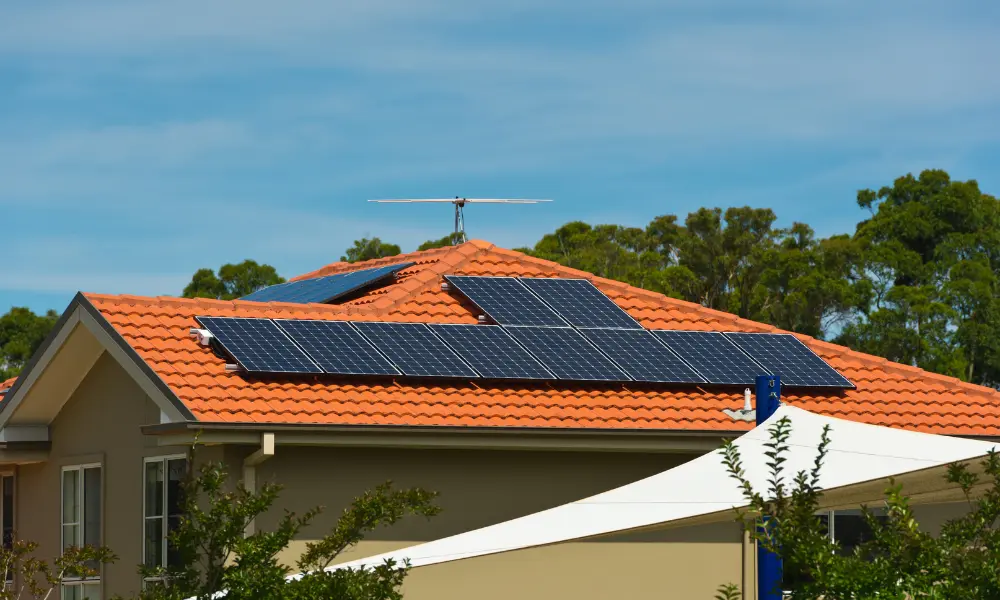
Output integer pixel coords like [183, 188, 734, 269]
[239, 445, 750, 600]
[14, 352, 199, 600]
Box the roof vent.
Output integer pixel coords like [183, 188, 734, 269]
[477, 315, 487, 324]
[224, 364, 240, 372]
[743, 388, 752, 412]
[190, 328, 215, 347]
[441, 281, 451, 292]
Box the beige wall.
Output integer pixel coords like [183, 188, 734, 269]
[13, 352, 198, 600]
[238, 445, 748, 600]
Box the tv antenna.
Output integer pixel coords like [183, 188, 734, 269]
[367, 197, 552, 244]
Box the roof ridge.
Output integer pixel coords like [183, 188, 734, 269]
[290, 243, 463, 282]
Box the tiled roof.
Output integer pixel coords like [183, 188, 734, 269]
[82, 240, 1000, 437]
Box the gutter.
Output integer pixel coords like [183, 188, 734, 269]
[243, 432, 275, 536]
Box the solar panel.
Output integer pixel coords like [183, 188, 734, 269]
[444, 276, 566, 327]
[723, 333, 853, 388]
[504, 326, 629, 381]
[520, 278, 641, 329]
[429, 324, 553, 380]
[275, 320, 400, 376]
[195, 317, 322, 374]
[352, 322, 479, 378]
[580, 328, 705, 383]
[652, 330, 765, 385]
[241, 262, 414, 304]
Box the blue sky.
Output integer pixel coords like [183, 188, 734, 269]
[2, 0, 999, 315]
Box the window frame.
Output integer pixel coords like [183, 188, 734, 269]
[141, 454, 187, 584]
[60, 463, 103, 600]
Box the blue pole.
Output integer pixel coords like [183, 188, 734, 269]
[756, 374, 782, 600]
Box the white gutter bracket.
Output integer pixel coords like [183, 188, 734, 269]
[243, 432, 275, 536]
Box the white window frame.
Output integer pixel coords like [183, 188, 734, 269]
[1, 471, 14, 587]
[142, 455, 187, 585]
[60, 464, 102, 600]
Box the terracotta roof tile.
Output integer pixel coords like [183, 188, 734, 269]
[81, 241, 1000, 437]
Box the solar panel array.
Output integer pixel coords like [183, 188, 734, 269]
[430, 324, 552, 380]
[520, 278, 641, 329]
[443, 276, 566, 327]
[241, 262, 414, 304]
[276, 320, 399, 376]
[197, 276, 852, 388]
[652, 331, 765, 385]
[195, 317, 321, 374]
[724, 332, 852, 388]
[580, 328, 705, 383]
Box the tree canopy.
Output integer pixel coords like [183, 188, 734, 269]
[340, 238, 402, 263]
[182, 260, 285, 300]
[0, 307, 59, 380]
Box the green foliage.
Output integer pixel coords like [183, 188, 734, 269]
[136, 448, 440, 600]
[0, 538, 116, 600]
[720, 416, 1000, 599]
[341, 238, 402, 263]
[0, 307, 58, 380]
[713, 583, 741, 600]
[182, 260, 285, 300]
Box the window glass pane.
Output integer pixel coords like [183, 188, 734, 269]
[62, 470, 79, 525]
[62, 584, 81, 600]
[144, 518, 163, 569]
[81, 582, 101, 600]
[145, 462, 164, 518]
[166, 459, 186, 517]
[166, 516, 182, 568]
[833, 512, 886, 556]
[63, 524, 79, 552]
[83, 468, 101, 547]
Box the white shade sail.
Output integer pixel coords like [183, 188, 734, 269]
[327, 405, 997, 573]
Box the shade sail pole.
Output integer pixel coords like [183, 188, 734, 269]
[756, 374, 783, 599]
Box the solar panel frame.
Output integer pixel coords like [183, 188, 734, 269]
[580, 328, 706, 383]
[429, 324, 554, 380]
[651, 330, 766, 385]
[195, 316, 323, 374]
[352, 321, 480, 378]
[241, 262, 414, 304]
[723, 332, 854, 388]
[444, 275, 567, 327]
[274, 319, 401, 376]
[504, 326, 630, 382]
[519, 277, 642, 329]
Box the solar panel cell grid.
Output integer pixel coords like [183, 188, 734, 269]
[242, 262, 413, 304]
[444, 276, 566, 327]
[724, 332, 853, 388]
[504, 326, 629, 381]
[580, 328, 705, 383]
[352, 321, 479, 378]
[520, 278, 641, 329]
[275, 320, 400, 376]
[195, 316, 322, 374]
[652, 330, 765, 385]
[430, 324, 553, 380]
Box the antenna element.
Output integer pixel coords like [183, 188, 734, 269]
[367, 197, 552, 244]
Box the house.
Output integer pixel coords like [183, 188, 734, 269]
[1, 239, 999, 600]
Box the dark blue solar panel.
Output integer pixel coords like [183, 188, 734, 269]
[275, 320, 400, 376]
[352, 322, 479, 378]
[444, 276, 566, 327]
[195, 317, 322, 374]
[724, 333, 853, 388]
[241, 262, 414, 304]
[429, 324, 553, 380]
[520, 278, 641, 329]
[652, 330, 765, 385]
[504, 326, 629, 381]
[580, 328, 705, 383]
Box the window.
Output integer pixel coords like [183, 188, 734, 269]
[2, 473, 14, 585]
[822, 508, 888, 556]
[61, 465, 102, 600]
[143, 456, 187, 579]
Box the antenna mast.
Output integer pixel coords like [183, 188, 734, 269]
[367, 197, 552, 244]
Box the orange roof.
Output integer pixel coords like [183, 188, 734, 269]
[81, 240, 1000, 437]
